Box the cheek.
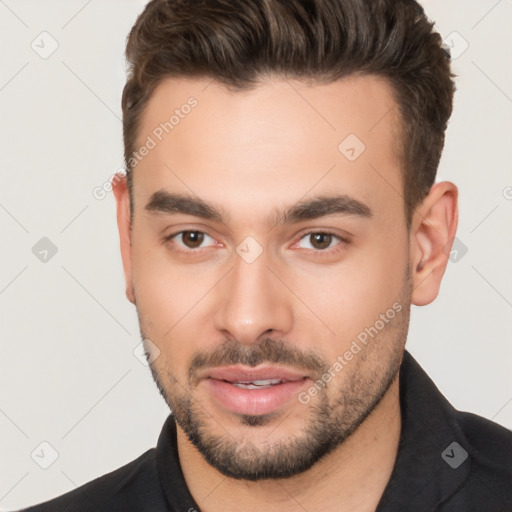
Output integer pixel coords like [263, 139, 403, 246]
[299, 239, 408, 344]
[130, 236, 195, 332]
[130, 236, 217, 370]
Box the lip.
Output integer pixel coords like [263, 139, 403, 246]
[204, 365, 309, 383]
[200, 365, 310, 416]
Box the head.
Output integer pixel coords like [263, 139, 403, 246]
[114, 0, 458, 480]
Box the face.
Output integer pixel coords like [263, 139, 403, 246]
[124, 75, 413, 480]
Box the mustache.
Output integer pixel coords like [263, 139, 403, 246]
[188, 337, 327, 385]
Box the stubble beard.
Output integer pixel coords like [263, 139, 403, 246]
[139, 271, 411, 481]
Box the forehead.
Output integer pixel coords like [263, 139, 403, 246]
[132, 75, 404, 229]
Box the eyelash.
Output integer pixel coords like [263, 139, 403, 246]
[163, 229, 349, 257]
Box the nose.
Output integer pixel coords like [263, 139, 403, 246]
[213, 246, 294, 345]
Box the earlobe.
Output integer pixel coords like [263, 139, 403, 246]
[112, 172, 136, 304]
[410, 182, 458, 306]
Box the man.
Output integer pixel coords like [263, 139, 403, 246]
[18, 0, 512, 510]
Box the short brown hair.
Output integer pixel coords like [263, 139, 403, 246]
[122, 0, 455, 228]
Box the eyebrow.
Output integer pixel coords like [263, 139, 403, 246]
[145, 190, 373, 227]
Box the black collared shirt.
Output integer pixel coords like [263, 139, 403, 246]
[18, 351, 512, 511]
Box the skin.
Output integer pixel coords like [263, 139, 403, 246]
[113, 75, 458, 511]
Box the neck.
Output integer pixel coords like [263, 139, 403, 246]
[176, 376, 401, 512]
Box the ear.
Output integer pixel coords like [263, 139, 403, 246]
[410, 181, 458, 306]
[112, 172, 135, 304]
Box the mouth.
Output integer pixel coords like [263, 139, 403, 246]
[200, 366, 310, 416]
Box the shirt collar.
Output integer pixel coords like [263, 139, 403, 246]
[156, 412, 200, 511]
[376, 350, 471, 511]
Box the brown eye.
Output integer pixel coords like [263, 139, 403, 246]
[296, 231, 348, 255]
[308, 233, 332, 250]
[180, 231, 204, 248]
[165, 230, 216, 252]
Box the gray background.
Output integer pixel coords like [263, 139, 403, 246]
[1, 0, 511, 509]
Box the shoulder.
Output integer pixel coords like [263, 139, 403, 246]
[455, 408, 512, 473]
[447, 409, 512, 510]
[15, 448, 166, 512]
[399, 351, 512, 510]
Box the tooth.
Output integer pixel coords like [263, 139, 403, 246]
[231, 379, 284, 389]
[233, 383, 261, 389]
